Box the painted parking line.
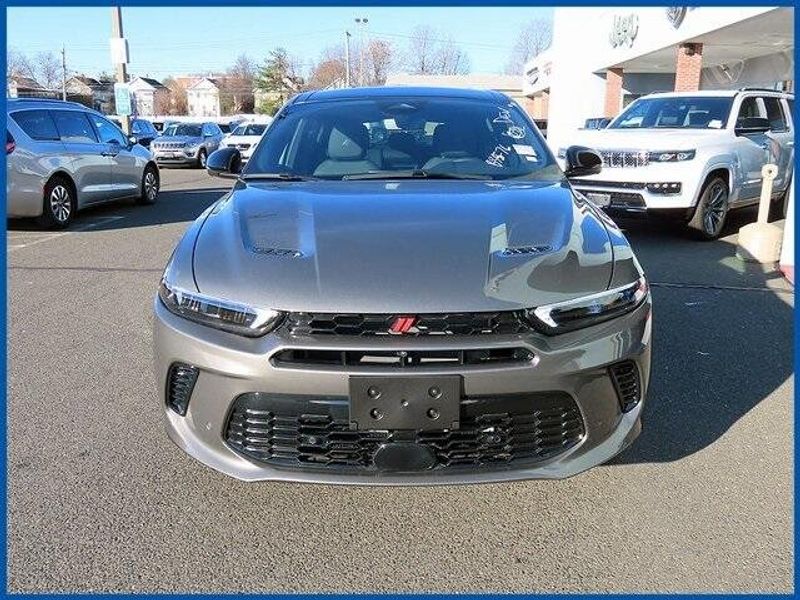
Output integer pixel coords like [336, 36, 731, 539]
[7, 216, 126, 252]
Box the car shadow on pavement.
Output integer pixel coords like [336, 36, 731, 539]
[609, 209, 794, 465]
[7, 186, 231, 233]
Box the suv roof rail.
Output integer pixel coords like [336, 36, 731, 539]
[738, 87, 790, 94]
[7, 97, 89, 109]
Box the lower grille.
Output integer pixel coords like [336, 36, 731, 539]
[272, 347, 535, 369]
[224, 392, 585, 473]
[609, 361, 641, 412]
[576, 189, 646, 209]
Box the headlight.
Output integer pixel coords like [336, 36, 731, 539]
[527, 277, 648, 335]
[647, 150, 695, 162]
[158, 278, 284, 337]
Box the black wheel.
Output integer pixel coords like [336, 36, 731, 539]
[137, 165, 159, 205]
[687, 176, 729, 240]
[37, 176, 75, 229]
[197, 148, 207, 169]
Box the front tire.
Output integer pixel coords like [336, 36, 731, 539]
[688, 176, 729, 240]
[37, 177, 75, 229]
[137, 165, 159, 205]
[197, 148, 207, 169]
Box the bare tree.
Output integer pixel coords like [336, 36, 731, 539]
[7, 48, 35, 79]
[308, 45, 347, 90]
[34, 52, 61, 89]
[406, 26, 438, 75]
[162, 77, 189, 115]
[366, 39, 393, 85]
[505, 18, 552, 75]
[223, 54, 257, 113]
[435, 37, 470, 76]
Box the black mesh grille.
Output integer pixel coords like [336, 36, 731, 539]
[284, 311, 531, 337]
[272, 347, 535, 369]
[609, 361, 641, 412]
[224, 392, 585, 473]
[166, 363, 199, 416]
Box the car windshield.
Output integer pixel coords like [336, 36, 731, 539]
[233, 124, 267, 136]
[245, 96, 558, 180]
[164, 123, 202, 137]
[609, 96, 734, 129]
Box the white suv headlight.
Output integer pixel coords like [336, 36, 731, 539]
[158, 279, 284, 337]
[527, 277, 649, 335]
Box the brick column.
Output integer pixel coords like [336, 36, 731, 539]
[674, 43, 703, 92]
[604, 68, 623, 118]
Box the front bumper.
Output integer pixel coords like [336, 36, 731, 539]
[571, 170, 698, 213]
[152, 148, 200, 166]
[153, 298, 652, 485]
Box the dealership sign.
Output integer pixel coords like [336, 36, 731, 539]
[609, 13, 639, 48]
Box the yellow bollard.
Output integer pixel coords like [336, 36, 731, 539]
[736, 163, 783, 263]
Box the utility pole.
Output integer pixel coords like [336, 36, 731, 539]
[111, 7, 130, 134]
[61, 45, 67, 101]
[355, 17, 368, 86]
[344, 31, 351, 87]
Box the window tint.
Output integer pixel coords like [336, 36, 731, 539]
[762, 97, 788, 131]
[737, 97, 762, 122]
[52, 110, 98, 143]
[88, 114, 128, 145]
[11, 110, 59, 141]
[609, 96, 733, 129]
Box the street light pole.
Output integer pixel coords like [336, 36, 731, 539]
[344, 31, 351, 87]
[61, 45, 67, 101]
[111, 6, 130, 134]
[355, 17, 368, 86]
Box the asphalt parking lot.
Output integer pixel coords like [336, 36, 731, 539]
[7, 168, 793, 593]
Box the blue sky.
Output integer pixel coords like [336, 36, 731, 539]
[7, 7, 553, 79]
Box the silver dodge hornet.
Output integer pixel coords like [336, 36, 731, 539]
[153, 87, 652, 484]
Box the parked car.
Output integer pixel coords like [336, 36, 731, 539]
[154, 86, 652, 484]
[218, 119, 271, 162]
[6, 98, 159, 229]
[109, 117, 159, 148]
[151, 121, 224, 168]
[562, 89, 795, 239]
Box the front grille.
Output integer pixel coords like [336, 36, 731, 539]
[155, 141, 186, 150]
[575, 189, 646, 209]
[225, 392, 585, 472]
[609, 361, 641, 412]
[600, 150, 649, 169]
[284, 311, 531, 337]
[272, 347, 535, 369]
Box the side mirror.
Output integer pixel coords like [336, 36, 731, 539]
[206, 147, 242, 178]
[564, 145, 603, 178]
[735, 117, 771, 136]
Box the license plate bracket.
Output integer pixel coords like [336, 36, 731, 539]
[349, 375, 461, 431]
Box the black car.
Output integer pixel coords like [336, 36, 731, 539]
[110, 117, 159, 148]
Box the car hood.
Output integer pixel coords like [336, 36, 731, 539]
[570, 128, 719, 151]
[192, 179, 615, 313]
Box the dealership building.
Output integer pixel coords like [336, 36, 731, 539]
[524, 6, 794, 279]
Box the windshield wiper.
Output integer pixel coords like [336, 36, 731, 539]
[240, 172, 310, 181]
[343, 169, 489, 181]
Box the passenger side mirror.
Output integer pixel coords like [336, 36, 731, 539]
[206, 147, 242, 178]
[563, 145, 603, 178]
[735, 117, 771, 136]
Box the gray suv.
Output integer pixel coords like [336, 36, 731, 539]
[6, 98, 160, 229]
[151, 122, 224, 168]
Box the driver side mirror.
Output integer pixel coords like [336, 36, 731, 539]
[206, 146, 242, 178]
[564, 145, 603, 178]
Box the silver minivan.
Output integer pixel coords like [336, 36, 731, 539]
[6, 98, 160, 228]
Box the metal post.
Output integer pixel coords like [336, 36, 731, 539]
[355, 17, 368, 87]
[344, 31, 351, 87]
[111, 7, 130, 134]
[61, 46, 67, 101]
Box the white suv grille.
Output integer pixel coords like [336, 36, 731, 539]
[600, 150, 650, 168]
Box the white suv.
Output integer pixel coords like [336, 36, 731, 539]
[563, 89, 794, 239]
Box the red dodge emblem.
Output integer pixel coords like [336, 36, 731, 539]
[389, 316, 417, 334]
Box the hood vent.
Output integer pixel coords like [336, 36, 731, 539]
[501, 245, 552, 256]
[252, 246, 303, 258]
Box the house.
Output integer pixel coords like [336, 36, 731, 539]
[384, 73, 537, 117]
[187, 77, 221, 117]
[7, 74, 58, 99]
[128, 76, 170, 116]
[65, 75, 114, 113]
